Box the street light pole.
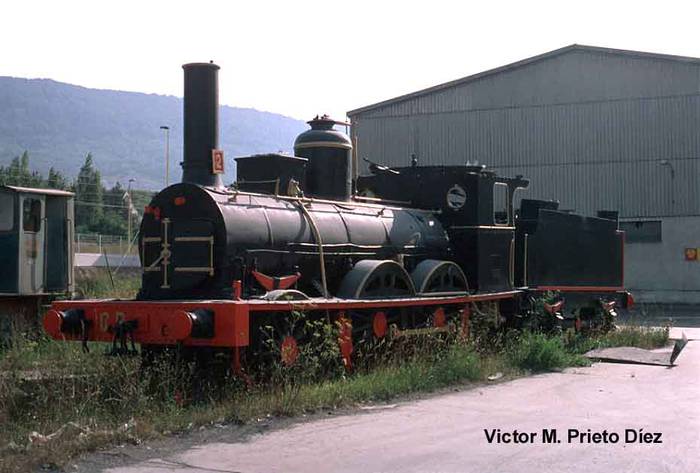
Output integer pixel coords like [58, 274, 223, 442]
[160, 125, 170, 187]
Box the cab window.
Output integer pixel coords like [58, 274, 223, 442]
[0, 193, 13, 231]
[493, 183, 509, 225]
[22, 198, 42, 232]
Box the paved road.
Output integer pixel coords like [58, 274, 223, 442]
[86, 328, 700, 473]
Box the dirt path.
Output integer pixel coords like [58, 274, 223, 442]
[68, 328, 700, 473]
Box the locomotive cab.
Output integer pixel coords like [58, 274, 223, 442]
[357, 165, 528, 292]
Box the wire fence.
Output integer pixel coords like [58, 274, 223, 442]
[75, 232, 139, 255]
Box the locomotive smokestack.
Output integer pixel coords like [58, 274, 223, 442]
[181, 62, 224, 188]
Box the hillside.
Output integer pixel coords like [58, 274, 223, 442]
[0, 77, 307, 189]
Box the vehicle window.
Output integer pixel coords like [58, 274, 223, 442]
[23, 198, 42, 232]
[0, 193, 13, 231]
[493, 183, 509, 225]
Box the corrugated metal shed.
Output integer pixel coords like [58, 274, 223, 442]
[348, 45, 700, 218]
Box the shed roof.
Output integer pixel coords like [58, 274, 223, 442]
[0, 185, 74, 197]
[347, 44, 700, 116]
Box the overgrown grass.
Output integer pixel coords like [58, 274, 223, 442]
[0, 316, 671, 472]
[563, 324, 671, 355]
[76, 271, 140, 299]
[0, 337, 503, 472]
[507, 331, 588, 371]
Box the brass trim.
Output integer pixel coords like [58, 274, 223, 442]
[509, 237, 515, 287]
[390, 325, 450, 338]
[161, 218, 171, 289]
[294, 141, 352, 150]
[524, 233, 529, 286]
[449, 225, 515, 230]
[174, 267, 213, 273]
[173, 236, 214, 242]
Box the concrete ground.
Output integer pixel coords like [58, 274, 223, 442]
[78, 328, 700, 473]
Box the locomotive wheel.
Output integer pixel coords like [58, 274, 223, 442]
[342, 310, 391, 340]
[372, 311, 388, 338]
[337, 260, 416, 299]
[411, 260, 468, 294]
[280, 335, 300, 366]
[337, 312, 354, 369]
[432, 307, 447, 328]
[248, 314, 304, 372]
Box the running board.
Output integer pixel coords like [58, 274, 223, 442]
[389, 325, 451, 338]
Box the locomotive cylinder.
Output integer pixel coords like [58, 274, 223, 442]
[294, 115, 352, 201]
[182, 62, 223, 188]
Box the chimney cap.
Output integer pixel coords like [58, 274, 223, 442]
[182, 62, 220, 70]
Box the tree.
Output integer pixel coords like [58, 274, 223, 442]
[99, 181, 128, 235]
[47, 167, 69, 190]
[74, 153, 104, 232]
[0, 151, 43, 187]
[0, 150, 151, 238]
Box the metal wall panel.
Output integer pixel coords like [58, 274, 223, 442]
[355, 50, 700, 119]
[351, 91, 700, 218]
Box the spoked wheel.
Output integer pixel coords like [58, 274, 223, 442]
[335, 309, 398, 371]
[337, 311, 354, 369]
[248, 311, 343, 380]
[431, 307, 447, 328]
[248, 313, 305, 376]
[335, 260, 417, 370]
[337, 260, 416, 299]
[411, 260, 468, 294]
[410, 260, 468, 336]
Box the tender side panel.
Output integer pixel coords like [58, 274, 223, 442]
[526, 210, 623, 288]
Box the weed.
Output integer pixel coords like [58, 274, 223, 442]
[76, 271, 140, 300]
[507, 331, 587, 372]
[563, 323, 670, 354]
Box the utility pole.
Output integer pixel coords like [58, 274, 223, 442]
[160, 125, 170, 187]
[127, 178, 135, 242]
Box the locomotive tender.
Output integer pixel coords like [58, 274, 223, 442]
[44, 63, 628, 370]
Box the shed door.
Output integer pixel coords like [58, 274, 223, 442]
[19, 195, 46, 294]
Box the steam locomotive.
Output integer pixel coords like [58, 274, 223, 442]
[43, 62, 629, 370]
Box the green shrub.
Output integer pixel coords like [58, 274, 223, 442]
[507, 331, 584, 372]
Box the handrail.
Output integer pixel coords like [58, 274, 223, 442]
[293, 199, 329, 298]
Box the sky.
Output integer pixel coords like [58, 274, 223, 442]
[2, 0, 700, 121]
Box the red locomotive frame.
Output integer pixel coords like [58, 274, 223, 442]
[43, 286, 628, 370]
